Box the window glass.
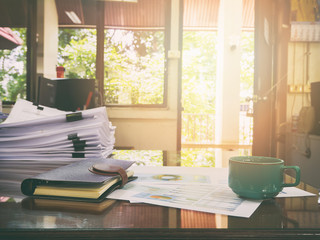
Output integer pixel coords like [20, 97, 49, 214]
[0, 28, 27, 102]
[239, 31, 254, 145]
[181, 31, 218, 144]
[58, 28, 166, 106]
[58, 28, 96, 79]
[104, 29, 165, 105]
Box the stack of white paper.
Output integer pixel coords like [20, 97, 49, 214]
[0, 99, 116, 197]
[0, 99, 115, 161]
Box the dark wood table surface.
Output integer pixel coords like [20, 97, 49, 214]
[0, 150, 319, 239]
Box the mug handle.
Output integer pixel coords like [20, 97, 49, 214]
[282, 166, 301, 187]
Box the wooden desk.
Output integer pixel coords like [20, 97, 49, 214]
[0, 150, 319, 239]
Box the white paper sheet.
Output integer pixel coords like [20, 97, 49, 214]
[110, 181, 262, 218]
[108, 166, 261, 218]
[4, 99, 65, 123]
[277, 187, 316, 197]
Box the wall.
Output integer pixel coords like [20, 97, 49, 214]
[214, 0, 242, 167]
[286, 42, 320, 125]
[37, 0, 58, 78]
[286, 42, 320, 181]
[289, 133, 320, 188]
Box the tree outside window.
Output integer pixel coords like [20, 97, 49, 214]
[58, 28, 165, 106]
[0, 28, 27, 102]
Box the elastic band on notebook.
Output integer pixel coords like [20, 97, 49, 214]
[88, 164, 128, 187]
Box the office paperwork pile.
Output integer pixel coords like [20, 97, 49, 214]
[0, 99, 115, 160]
[0, 99, 115, 197]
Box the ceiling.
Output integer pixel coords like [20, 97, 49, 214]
[0, 0, 28, 27]
[0, 0, 254, 30]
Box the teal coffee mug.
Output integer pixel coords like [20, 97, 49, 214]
[228, 156, 300, 199]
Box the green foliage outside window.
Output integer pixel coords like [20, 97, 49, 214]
[181, 31, 218, 143]
[240, 31, 254, 104]
[58, 28, 96, 79]
[104, 30, 165, 105]
[0, 28, 27, 102]
[112, 150, 164, 166]
[58, 28, 165, 105]
[181, 148, 216, 167]
[112, 149, 216, 167]
[182, 31, 218, 114]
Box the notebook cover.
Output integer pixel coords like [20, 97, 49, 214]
[21, 158, 135, 202]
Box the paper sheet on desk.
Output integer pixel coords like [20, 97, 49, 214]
[107, 166, 316, 218]
[277, 187, 316, 197]
[108, 167, 262, 218]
